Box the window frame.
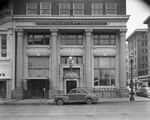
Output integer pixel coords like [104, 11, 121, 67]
[59, 2, 70, 16]
[0, 34, 7, 58]
[40, 2, 51, 15]
[92, 3, 103, 15]
[73, 2, 84, 15]
[26, 2, 38, 15]
[106, 3, 117, 15]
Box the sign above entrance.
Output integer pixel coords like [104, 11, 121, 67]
[36, 21, 107, 26]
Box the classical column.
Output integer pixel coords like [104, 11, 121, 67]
[85, 29, 93, 91]
[12, 29, 24, 99]
[119, 29, 129, 97]
[49, 29, 58, 98]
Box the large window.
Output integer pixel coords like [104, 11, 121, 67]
[106, 3, 117, 15]
[73, 3, 84, 15]
[59, 2, 70, 15]
[94, 57, 116, 86]
[92, 3, 103, 15]
[26, 2, 38, 15]
[28, 33, 50, 45]
[61, 56, 83, 64]
[40, 2, 51, 15]
[0, 34, 7, 57]
[93, 34, 116, 45]
[28, 56, 49, 77]
[60, 33, 83, 45]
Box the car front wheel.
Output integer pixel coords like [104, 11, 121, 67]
[86, 98, 93, 104]
[56, 99, 64, 105]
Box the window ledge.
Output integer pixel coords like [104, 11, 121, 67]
[27, 45, 50, 49]
[60, 46, 84, 49]
[0, 57, 11, 61]
[93, 45, 116, 49]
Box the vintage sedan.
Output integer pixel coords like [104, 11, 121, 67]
[54, 88, 98, 105]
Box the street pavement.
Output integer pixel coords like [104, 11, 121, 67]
[0, 95, 150, 105]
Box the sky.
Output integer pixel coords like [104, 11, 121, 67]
[126, 0, 150, 38]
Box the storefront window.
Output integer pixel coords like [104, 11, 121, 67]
[61, 33, 83, 45]
[28, 56, 49, 77]
[28, 33, 50, 45]
[94, 56, 116, 86]
[73, 3, 84, 15]
[93, 33, 116, 45]
[0, 34, 7, 57]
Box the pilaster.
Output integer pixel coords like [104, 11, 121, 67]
[85, 29, 93, 91]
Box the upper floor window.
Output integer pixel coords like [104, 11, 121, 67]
[93, 34, 116, 45]
[60, 33, 83, 45]
[92, 3, 103, 15]
[40, 2, 51, 15]
[28, 33, 50, 45]
[59, 2, 70, 15]
[0, 34, 7, 57]
[73, 3, 84, 15]
[106, 3, 117, 15]
[26, 2, 38, 15]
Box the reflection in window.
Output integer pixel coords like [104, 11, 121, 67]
[40, 2, 51, 15]
[28, 33, 50, 45]
[26, 3, 37, 15]
[92, 3, 103, 15]
[93, 34, 116, 45]
[94, 57, 116, 86]
[106, 3, 117, 15]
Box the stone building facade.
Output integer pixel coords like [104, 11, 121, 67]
[1, 0, 129, 99]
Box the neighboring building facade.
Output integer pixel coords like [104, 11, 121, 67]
[127, 29, 149, 89]
[1, 0, 129, 99]
[0, 0, 14, 99]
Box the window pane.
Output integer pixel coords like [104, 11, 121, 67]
[1, 34, 7, 57]
[106, 3, 117, 15]
[26, 3, 37, 15]
[92, 3, 103, 15]
[59, 3, 70, 15]
[73, 3, 84, 15]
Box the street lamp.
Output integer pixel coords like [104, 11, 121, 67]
[129, 54, 135, 101]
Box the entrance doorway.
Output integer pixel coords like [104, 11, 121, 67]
[66, 80, 77, 93]
[27, 79, 49, 99]
[0, 81, 6, 98]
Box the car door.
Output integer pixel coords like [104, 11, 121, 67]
[69, 89, 79, 102]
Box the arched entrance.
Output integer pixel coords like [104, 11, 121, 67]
[64, 70, 80, 93]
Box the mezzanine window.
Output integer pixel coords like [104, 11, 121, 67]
[94, 57, 116, 86]
[59, 2, 70, 15]
[92, 3, 103, 15]
[40, 2, 51, 15]
[28, 56, 49, 77]
[26, 2, 38, 15]
[60, 33, 83, 45]
[28, 33, 50, 45]
[93, 34, 116, 45]
[0, 34, 7, 57]
[73, 3, 84, 15]
[106, 3, 117, 15]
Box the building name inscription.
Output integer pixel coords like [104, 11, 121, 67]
[36, 21, 107, 26]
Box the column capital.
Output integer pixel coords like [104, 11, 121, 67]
[51, 29, 58, 36]
[120, 29, 127, 36]
[16, 28, 24, 36]
[85, 29, 93, 36]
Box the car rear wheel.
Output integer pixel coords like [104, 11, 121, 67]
[86, 98, 93, 104]
[56, 99, 64, 105]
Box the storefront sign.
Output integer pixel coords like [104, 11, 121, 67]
[36, 21, 107, 26]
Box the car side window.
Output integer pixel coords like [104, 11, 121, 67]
[71, 90, 77, 94]
[79, 89, 87, 93]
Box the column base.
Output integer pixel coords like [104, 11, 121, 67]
[117, 87, 129, 98]
[12, 88, 25, 99]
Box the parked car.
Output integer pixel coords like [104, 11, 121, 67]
[54, 88, 98, 105]
[136, 87, 150, 97]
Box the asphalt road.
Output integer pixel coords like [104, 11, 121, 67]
[0, 102, 150, 120]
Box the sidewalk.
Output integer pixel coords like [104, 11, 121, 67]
[0, 96, 150, 105]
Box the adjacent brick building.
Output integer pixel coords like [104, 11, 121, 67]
[0, 0, 129, 99]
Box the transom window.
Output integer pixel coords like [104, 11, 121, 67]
[61, 56, 83, 64]
[28, 33, 50, 45]
[28, 56, 49, 77]
[93, 34, 116, 45]
[73, 3, 84, 15]
[59, 2, 70, 15]
[92, 3, 103, 15]
[106, 3, 117, 15]
[26, 2, 38, 15]
[94, 57, 116, 86]
[60, 33, 83, 45]
[0, 34, 7, 57]
[40, 2, 51, 15]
